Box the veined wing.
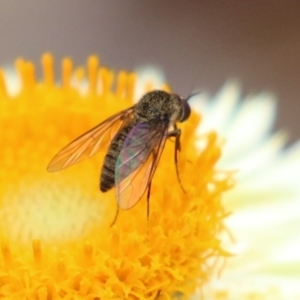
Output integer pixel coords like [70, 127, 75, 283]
[47, 107, 134, 172]
[115, 121, 169, 209]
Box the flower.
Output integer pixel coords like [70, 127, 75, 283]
[0, 54, 233, 299]
[186, 82, 300, 299]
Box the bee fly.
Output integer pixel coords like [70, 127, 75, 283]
[47, 90, 192, 225]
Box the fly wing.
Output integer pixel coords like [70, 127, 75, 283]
[115, 121, 169, 209]
[47, 107, 134, 172]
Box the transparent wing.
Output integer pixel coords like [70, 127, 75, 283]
[115, 122, 169, 209]
[47, 107, 134, 172]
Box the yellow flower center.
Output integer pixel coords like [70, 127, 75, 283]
[0, 53, 233, 299]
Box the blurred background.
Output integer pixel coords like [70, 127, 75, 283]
[0, 1, 299, 142]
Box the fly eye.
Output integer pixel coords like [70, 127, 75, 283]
[179, 100, 191, 122]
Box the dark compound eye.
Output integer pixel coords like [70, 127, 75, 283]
[179, 99, 191, 122]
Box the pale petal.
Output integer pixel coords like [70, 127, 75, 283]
[220, 130, 288, 176]
[193, 83, 277, 157]
[134, 66, 167, 101]
[2, 67, 21, 96]
[221, 92, 277, 161]
[191, 81, 241, 135]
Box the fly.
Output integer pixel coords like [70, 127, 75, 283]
[47, 90, 192, 225]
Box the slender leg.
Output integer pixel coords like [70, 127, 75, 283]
[110, 206, 119, 227]
[146, 180, 152, 235]
[168, 126, 186, 193]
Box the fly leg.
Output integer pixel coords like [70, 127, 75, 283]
[146, 180, 152, 235]
[168, 125, 186, 193]
[110, 206, 119, 227]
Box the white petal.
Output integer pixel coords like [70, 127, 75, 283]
[220, 130, 288, 176]
[191, 80, 241, 135]
[134, 66, 167, 101]
[233, 139, 300, 192]
[2, 67, 21, 96]
[221, 92, 277, 161]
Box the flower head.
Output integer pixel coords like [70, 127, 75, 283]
[0, 54, 233, 299]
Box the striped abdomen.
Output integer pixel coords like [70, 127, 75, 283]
[100, 124, 134, 192]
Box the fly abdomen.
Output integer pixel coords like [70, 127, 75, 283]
[100, 125, 133, 192]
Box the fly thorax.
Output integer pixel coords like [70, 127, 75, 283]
[136, 90, 184, 122]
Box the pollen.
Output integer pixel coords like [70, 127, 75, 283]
[0, 53, 234, 299]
